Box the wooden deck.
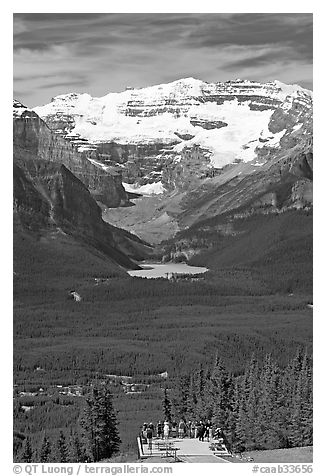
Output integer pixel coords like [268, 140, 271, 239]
[137, 436, 231, 463]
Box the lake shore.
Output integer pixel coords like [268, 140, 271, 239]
[127, 262, 209, 279]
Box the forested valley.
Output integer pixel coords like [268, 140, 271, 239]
[13, 209, 313, 461]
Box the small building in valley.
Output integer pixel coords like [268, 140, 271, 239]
[69, 290, 82, 302]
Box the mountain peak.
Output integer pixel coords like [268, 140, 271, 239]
[13, 99, 30, 118]
[13, 99, 27, 109]
[271, 79, 312, 97]
[50, 92, 92, 103]
[174, 77, 203, 84]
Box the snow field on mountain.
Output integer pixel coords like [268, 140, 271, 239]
[36, 94, 283, 168]
[174, 100, 278, 167]
[32, 77, 312, 171]
[122, 181, 165, 195]
[87, 157, 111, 171]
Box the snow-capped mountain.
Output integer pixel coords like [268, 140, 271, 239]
[30, 78, 312, 242]
[33, 77, 312, 196]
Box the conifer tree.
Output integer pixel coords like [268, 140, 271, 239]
[224, 377, 239, 451]
[196, 365, 206, 399]
[162, 387, 172, 421]
[207, 354, 231, 427]
[255, 354, 281, 448]
[79, 384, 121, 462]
[188, 365, 206, 418]
[97, 386, 121, 458]
[274, 361, 293, 447]
[275, 350, 306, 446]
[57, 431, 69, 463]
[68, 430, 85, 463]
[186, 374, 197, 418]
[299, 352, 313, 446]
[172, 374, 190, 418]
[288, 351, 313, 447]
[289, 367, 311, 447]
[21, 436, 33, 463]
[235, 354, 260, 450]
[40, 435, 52, 463]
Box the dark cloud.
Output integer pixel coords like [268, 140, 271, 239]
[14, 73, 54, 82]
[14, 13, 312, 57]
[223, 48, 310, 72]
[13, 13, 189, 52]
[15, 13, 104, 22]
[185, 13, 312, 59]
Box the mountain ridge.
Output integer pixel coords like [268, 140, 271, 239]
[24, 77, 312, 244]
[13, 101, 153, 274]
[33, 78, 312, 163]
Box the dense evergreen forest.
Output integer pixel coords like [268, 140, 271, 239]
[15, 384, 121, 463]
[161, 210, 312, 295]
[172, 350, 312, 452]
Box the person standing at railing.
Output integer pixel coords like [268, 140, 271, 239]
[194, 420, 200, 439]
[171, 420, 177, 438]
[163, 420, 170, 441]
[187, 420, 192, 438]
[148, 421, 155, 437]
[178, 419, 186, 438]
[157, 420, 163, 439]
[147, 427, 153, 454]
[190, 420, 196, 438]
[142, 423, 148, 443]
[205, 420, 212, 441]
[198, 421, 205, 442]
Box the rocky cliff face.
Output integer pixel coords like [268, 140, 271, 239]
[13, 101, 152, 269]
[13, 162, 151, 270]
[13, 101, 129, 208]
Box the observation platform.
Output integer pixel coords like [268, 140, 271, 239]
[137, 437, 231, 463]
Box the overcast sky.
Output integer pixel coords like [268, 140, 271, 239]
[13, 13, 313, 107]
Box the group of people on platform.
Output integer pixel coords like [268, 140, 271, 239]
[141, 419, 225, 444]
